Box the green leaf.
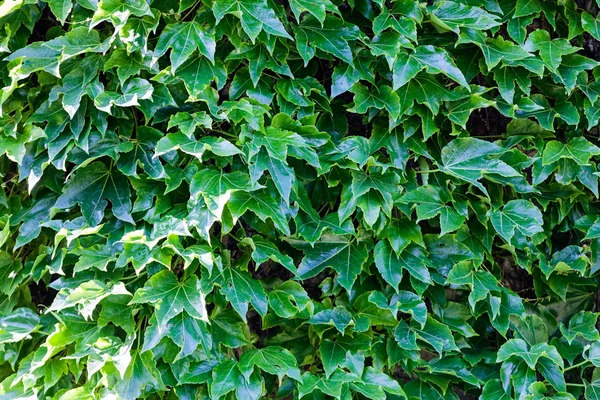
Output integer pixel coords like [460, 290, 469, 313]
[447, 261, 499, 309]
[206, 266, 268, 320]
[268, 280, 310, 318]
[351, 367, 406, 399]
[167, 112, 213, 137]
[289, 0, 337, 24]
[308, 307, 353, 333]
[55, 162, 134, 226]
[440, 138, 528, 195]
[47, 0, 72, 23]
[524, 29, 579, 72]
[154, 22, 216, 72]
[349, 82, 401, 120]
[294, 14, 360, 65]
[582, 12, 600, 41]
[414, 317, 460, 355]
[130, 270, 209, 327]
[393, 45, 469, 89]
[401, 185, 465, 235]
[481, 380, 511, 400]
[212, 0, 291, 43]
[542, 137, 600, 166]
[429, 0, 501, 33]
[292, 235, 370, 291]
[497, 339, 562, 370]
[586, 381, 600, 400]
[559, 311, 600, 344]
[245, 236, 298, 275]
[489, 200, 544, 244]
[116, 351, 166, 400]
[210, 359, 241, 399]
[514, 0, 542, 17]
[0, 308, 39, 344]
[239, 346, 301, 382]
[457, 29, 533, 70]
[298, 370, 356, 398]
[0, 125, 44, 165]
[228, 190, 290, 235]
[374, 241, 432, 291]
[319, 334, 370, 377]
[156, 133, 241, 161]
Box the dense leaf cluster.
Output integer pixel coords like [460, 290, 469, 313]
[2, 0, 600, 399]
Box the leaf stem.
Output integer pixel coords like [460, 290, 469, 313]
[415, 169, 439, 173]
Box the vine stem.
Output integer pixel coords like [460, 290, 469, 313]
[563, 360, 591, 372]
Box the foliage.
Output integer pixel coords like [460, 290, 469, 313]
[2, 0, 600, 399]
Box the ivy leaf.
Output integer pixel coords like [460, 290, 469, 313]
[294, 14, 360, 65]
[268, 281, 310, 318]
[374, 240, 432, 291]
[447, 261, 499, 309]
[291, 235, 370, 292]
[401, 185, 465, 235]
[92, 0, 153, 27]
[396, 74, 462, 116]
[379, 217, 424, 254]
[118, 126, 166, 179]
[393, 45, 469, 89]
[104, 50, 155, 85]
[0, 308, 39, 343]
[167, 112, 213, 137]
[542, 137, 600, 166]
[156, 133, 241, 161]
[210, 359, 241, 399]
[212, 0, 292, 43]
[440, 138, 528, 195]
[524, 29, 579, 72]
[298, 370, 356, 398]
[457, 30, 533, 70]
[349, 82, 400, 119]
[514, 0, 542, 17]
[55, 162, 134, 226]
[226, 42, 293, 87]
[351, 367, 406, 398]
[206, 266, 268, 321]
[413, 317, 460, 355]
[248, 149, 295, 204]
[559, 312, 600, 344]
[319, 335, 371, 377]
[175, 55, 227, 99]
[116, 351, 166, 399]
[245, 236, 298, 275]
[497, 339, 562, 369]
[489, 200, 544, 245]
[481, 379, 511, 400]
[429, 0, 501, 33]
[47, 0, 72, 23]
[288, 0, 337, 23]
[582, 12, 600, 41]
[154, 22, 216, 72]
[238, 346, 301, 382]
[0, 125, 44, 165]
[228, 190, 291, 235]
[130, 270, 209, 327]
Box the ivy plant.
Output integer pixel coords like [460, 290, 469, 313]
[1, 0, 600, 399]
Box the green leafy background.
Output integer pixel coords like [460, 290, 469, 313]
[2, 0, 600, 399]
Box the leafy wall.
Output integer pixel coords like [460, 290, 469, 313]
[1, 0, 600, 399]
